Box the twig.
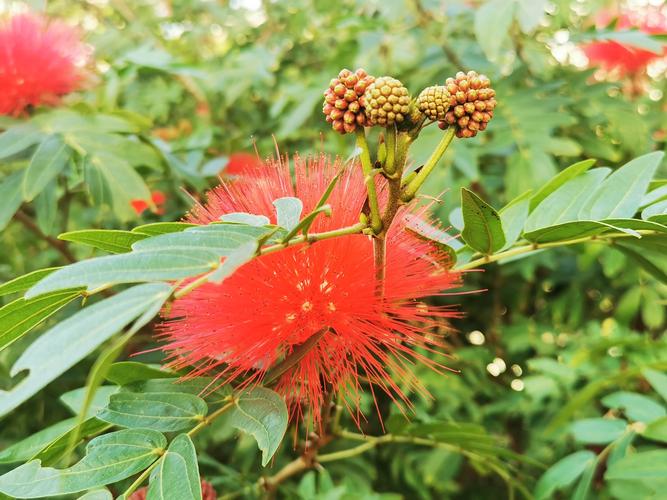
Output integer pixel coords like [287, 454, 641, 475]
[14, 209, 76, 263]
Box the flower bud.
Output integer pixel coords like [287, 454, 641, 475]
[322, 68, 375, 134]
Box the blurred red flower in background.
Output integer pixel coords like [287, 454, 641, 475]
[582, 5, 667, 75]
[223, 152, 262, 175]
[160, 155, 463, 425]
[0, 12, 90, 116]
[131, 191, 167, 216]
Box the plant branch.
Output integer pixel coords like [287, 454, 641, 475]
[14, 209, 77, 263]
[401, 127, 455, 201]
[454, 231, 657, 271]
[355, 129, 383, 234]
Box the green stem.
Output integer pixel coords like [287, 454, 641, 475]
[401, 127, 455, 201]
[355, 129, 383, 234]
[384, 127, 397, 175]
[455, 231, 655, 271]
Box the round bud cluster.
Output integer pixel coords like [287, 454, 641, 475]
[439, 71, 496, 138]
[363, 76, 411, 127]
[416, 85, 451, 121]
[323, 68, 375, 134]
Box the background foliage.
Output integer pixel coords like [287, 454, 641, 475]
[0, 0, 666, 498]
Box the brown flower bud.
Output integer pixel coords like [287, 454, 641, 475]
[438, 70, 496, 138]
[322, 68, 375, 134]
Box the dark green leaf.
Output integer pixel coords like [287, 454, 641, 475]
[147, 434, 201, 500]
[59, 230, 148, 254]
[98, 392, 208, 431]
[0, 429, 166, 498]
[131, 222, 196, 237]
[229, 387, 288, 466]
[0, 289, 82, 353]
[0, 419, 78, 464]
[0, 125, 43, 160]
[460, 188, 505, 255]
[22, 135, 71, 201]
[105, 362, 175, 386]
[31, 419, 111, 466]
[0, 170, 25, 231]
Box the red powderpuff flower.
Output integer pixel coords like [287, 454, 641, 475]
[131, 191, 167, 215]
[223, 152, 262, 175]
[160, 155, 463, 425]
[582, 6, 667, 75]
[0, 12, 90, 116]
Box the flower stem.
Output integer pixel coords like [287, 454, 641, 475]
[384, 126, 397, 175]
[355, 129, 383, 234]
[401, 127, 455, 201]
[455, 231, 655, 271]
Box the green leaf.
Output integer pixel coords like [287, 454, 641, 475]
[273, 197, 303, 231]
[404, 215, 457, 267]
[583, 151, 664, 220]
[602, 391, 666, 423]
[0, 283, 172, 417]
[0, 429, 166, 498]
[34, 180, 58, 235]
[570, 418, 627, 444]
[614, 236, 667, 283]
[535, 451, 596, 499]
[207, 240, 258, 283]
[499, 190, 532, 249]
[529, 159, 596, 211]
[60, 386, 118, 418]
[98, 392, 208, 432]
[642, 199, 667, 220]
[515, 0, 547, 33]
[78, 489, 113, 500]
[0, 170, 25, 231]
[59, 230, 148, 254]
[644, 368, 667, 403]
[105, 362, 175, 386]
[122, 378, 224, 397]
[525, 168, 610, 231]
[0, 125, 43, 160]
[0, 289, 82, 353]
[147, 434, 201, 500]
[22, 135, 71, 201]
[0, 419, 78, 464]
[131, 222, 196, 236]
[460, 188, 505, 255]
[571, 454, 597, 500]
[229, 387, 288, 466]
[642, 416, 667, 444]
[31, 419, 111, 466]
[25, 249, 217, 297]
[474, 0, 515, 61]
[605, 449, 667, 496]
[132, 223, 270, 255]
[523, 219, 646, 243]
[220, 212, 270, 226]
[97, 392, 208, 432]
[91, 152, 151, 221]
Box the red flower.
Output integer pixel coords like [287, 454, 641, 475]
[160, 155, 462, 425]
[0, 13, 90, 116]
[224, 152, 262, 175]
[131, 191, 167, 215]
[582, 6, 667, 74]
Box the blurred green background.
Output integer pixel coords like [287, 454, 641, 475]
[1, 0, 666, 498]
